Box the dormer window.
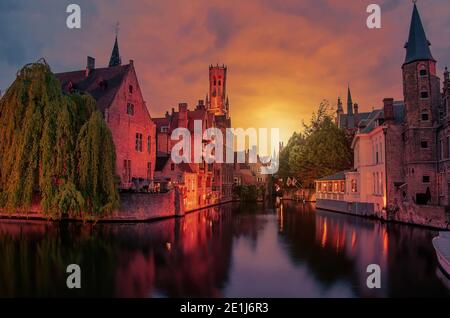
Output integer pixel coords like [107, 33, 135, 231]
[98, 79, 108, 90]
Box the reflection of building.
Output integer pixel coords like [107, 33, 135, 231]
[317, 3, 450, 227]
[56, 36, 156, 190]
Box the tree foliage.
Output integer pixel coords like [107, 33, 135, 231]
[76, 111, 119, 215]
[0, 60, 119, 218]
[233, 184, 266, 202]
[279, 100, 352, 188]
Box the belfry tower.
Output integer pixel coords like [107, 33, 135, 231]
[208, 64, 228, 116]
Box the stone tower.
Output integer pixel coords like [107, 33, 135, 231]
[208, 64, 228, 116]
[402, 3, 441, 204]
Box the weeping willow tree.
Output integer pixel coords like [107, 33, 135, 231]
[0, 59, 119, 218]
[76, 111, 119, 215]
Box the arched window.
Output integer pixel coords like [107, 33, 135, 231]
[420, 91, 429, 99]
[421, 110, 429, 121]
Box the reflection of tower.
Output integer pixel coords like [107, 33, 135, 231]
[208, 64, 228, 116]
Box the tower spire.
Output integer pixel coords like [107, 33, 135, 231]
[347, 85, 353, 115]
[404, 2, 434, 65]
[108, 22, 122, 67]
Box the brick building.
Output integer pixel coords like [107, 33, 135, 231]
[316, 3, 450, 227]
[56, 36, 156, 190]
[154, 65, 234, 209]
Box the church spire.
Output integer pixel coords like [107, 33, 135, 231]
[404, 2, 434, 65]
[109, 23, 122, 67]
[347, 85, 353, 115]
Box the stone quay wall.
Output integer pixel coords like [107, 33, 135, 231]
[0, 188, 234, 222]
[316, 198, 450, 230]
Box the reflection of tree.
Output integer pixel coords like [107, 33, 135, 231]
[277, 202, 357, 287]
[0, 209, 237, 298]
[230, 203, 268, 251]
[277, 202, 450, 297]
[0, 221, 117, 297]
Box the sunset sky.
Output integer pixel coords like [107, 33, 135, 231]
[2, 0, 450, 143]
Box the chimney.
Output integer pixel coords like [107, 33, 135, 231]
[178, 103, 188, 128]
[85, 56, 95, 77]
[383, 98, 394, 122]
[353, 103, 359, 115]
[197, 99, 205, 110]
[129, 59, 134, 66]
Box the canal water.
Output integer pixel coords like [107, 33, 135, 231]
[0, 201, 449, 297]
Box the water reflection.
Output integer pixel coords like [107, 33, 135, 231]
[0, 201, 448, 297]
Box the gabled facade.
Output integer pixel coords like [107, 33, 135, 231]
[56, 37, 156, 190]
[318, 3, 450, 228]
[153, 65, 234, 209]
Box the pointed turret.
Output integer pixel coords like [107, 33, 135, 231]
[404, 3, 434, 65]
[336, 97, 343, 114]
[108, 36, 122, 67]
[347, 85, 353, 115]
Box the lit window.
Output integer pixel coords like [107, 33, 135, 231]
[351, 179, 358, 193]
